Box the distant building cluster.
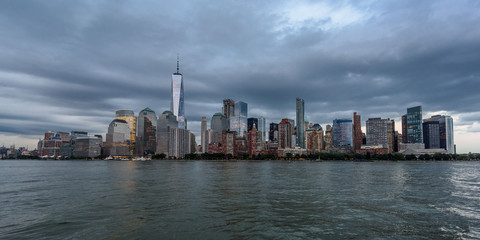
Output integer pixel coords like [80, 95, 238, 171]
[33, 58, 455, 159]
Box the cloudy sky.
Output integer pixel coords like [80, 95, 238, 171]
[1, 0, 479, 153]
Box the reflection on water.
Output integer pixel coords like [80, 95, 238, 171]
[0, 161, 479, 239]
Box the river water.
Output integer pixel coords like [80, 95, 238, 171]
[1, 160, 479, 239]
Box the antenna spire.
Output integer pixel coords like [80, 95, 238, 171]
[176, 55, 180, 74]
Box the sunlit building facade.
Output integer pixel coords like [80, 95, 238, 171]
[115, 110, 137, 152]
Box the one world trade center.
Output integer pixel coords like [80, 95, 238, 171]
[171, 56, 186, 129]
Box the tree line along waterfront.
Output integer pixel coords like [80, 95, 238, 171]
[5, 152, 479, 161]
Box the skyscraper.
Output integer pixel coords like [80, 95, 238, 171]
[407, 106, 423, 143]
[211, 113, 228, 143]
[247, 118, 258, 132]
[231, 101, 248, 137]
[324, 125, 333, 150]
[353, 112, 362, 152]
[296, 98, 305, 148]
[423, 120, 440, 149]
[366, 118, 395, 152]
[156, 111, 178, 155]
[171, 56, 186, 129]
[223, 99, 235, 129]
[426, 115, 454, 153]
[257, 116, 266, 142]
[105, 119, 130, 156]
[332, 119, 353, 149]
[137, 107, 157, 154]
[115, 110, 137, 153]
[401, 114, 407, 143]
[279, 118, 293, 149]
[269, 123, 279, 143]
[201, 116, 207, 153]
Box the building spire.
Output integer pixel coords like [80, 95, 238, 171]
[176, 55, 180, 74]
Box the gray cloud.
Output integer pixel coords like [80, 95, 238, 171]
[1, 0, 479, 152]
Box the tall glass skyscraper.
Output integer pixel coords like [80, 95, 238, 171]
[171, 57, 186, 129]
[231, 101, 248, 137]
[332, 119, 353, 149]
[257, 116, 266, 142]
[296, 98, 305, 148]
[407, 106, 423, 143]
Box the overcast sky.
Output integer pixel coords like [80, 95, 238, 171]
[1, 0, 479, 153]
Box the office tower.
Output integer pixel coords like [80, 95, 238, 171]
[353, 112, 362, 152]
[156, 111, 178, 155]
[324, 125, 333, 150]
[423, 120, 440, 149]
[231, 101, 248, 137]
[332, 119, 353, 149]
[189, 132, 196, 154]
[248, 125, 257, 157]
[211, 113, 228, 143]
[169, 128, 190, 158]
[401, 114, 407, 143]
[279, 118, 293, 149]
[247, 118, 258, 132]
[223, 99, 235, 128]
[257, 116, 266, 142]
[105, 119, 130, 156]
[366, 118, 395, 152]
[115, 110, 137, 151]
[429, 115, 454, 153]
[171, 57, 186, 129]
[296, 98, 305, 148]
[307, 130, 324, 153]
[38, 132, 62, 157]
[73, 136, 102, 158]
[201, 116, 207, 153]
[407, 106, 423, 143]
[222, 131, 237, 156]
[269, 123, 279, 142]
[138, 107, 157, 154]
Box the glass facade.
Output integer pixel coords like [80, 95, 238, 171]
[115, 110, 137, 152]
[429, 115, 454, 153]
[332, 119, 353, 149]
[231, 101, 248, 137]
[423, 121, 440, 149]
[247, 118, 258, 132]
[137, 107, 157, 154]
[171, 59, 185, 129]
[296, 98, 305, 148]
[407, 106, 423, 143]
[257, 116, 266, 142]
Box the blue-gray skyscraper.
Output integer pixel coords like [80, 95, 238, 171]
[428, 115, 454, 153]
[231, 101, 248, 137]
[171, 57, 186, 129]
[407, 106, 423, 143]
[332, 119, 353, 149]
[296, 98, 305, 148]
[257, 116, 266, 142]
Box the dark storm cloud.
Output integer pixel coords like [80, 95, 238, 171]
[1, 0, 479, 151]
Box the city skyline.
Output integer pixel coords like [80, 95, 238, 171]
[1, 1, 479, 153]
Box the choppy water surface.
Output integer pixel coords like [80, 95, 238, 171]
[1, 160, 479, 239]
